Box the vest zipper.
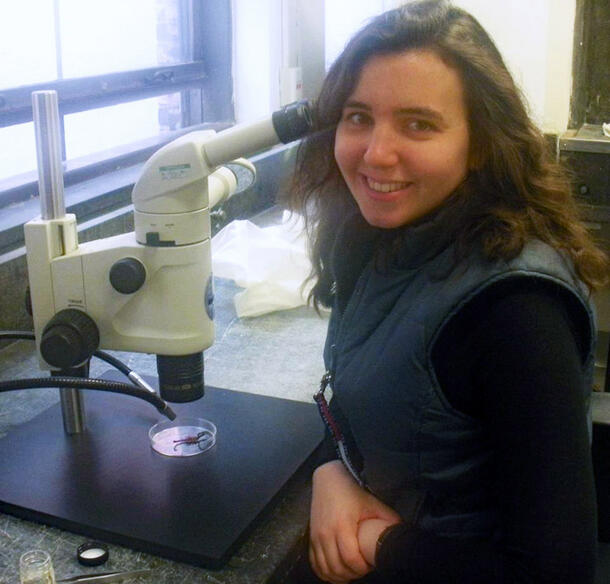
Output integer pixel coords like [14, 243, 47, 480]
[314, 370, 365, 488]
[317, 261, 374, 488]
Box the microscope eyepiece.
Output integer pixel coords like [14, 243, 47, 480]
[272, 100, 313, 144]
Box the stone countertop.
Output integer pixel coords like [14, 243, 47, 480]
[0, 264, 329, 582]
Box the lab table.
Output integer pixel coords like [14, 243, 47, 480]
[0, 277, 329, 584]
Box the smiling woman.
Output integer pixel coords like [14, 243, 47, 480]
[285, 1, 608, 583]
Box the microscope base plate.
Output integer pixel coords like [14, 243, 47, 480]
[0, 372, 324, 568]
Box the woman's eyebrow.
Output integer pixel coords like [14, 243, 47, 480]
[343, 101, 445, 123]
[343, 100, 371, 110]
[396, 106, 445, 123]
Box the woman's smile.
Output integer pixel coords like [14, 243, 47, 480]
[363, 176, 413, 196]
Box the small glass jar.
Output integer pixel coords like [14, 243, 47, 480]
[19, 549, 55, 584]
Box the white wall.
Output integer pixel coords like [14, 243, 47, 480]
[541, 1, 576, 133]
[233, 0, 576, 132]
[324, 0, 396, 70]
[455, 0, 575, 132]
[232, 0, 280, 122]
[295, 0, 325, 108]
[232, 0, 324, 123]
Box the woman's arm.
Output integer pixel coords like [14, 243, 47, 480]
[309, 460, 401, 584]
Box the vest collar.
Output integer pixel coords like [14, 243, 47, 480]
[383, 209, 455, 271]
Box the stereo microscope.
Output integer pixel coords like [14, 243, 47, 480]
[0, 92, 322, 568]
[24, 91, 312, 430]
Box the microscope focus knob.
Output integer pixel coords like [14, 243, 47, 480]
[109, 257, 146, 294]
[40, 309, 100, 369]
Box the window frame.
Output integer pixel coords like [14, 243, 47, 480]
[0, 63, 208, 128]
[0, 0, 233, 209]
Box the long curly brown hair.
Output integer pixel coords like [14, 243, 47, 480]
[285, 0, 608, 307]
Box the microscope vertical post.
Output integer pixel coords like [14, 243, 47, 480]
[31, 90, 86, 434]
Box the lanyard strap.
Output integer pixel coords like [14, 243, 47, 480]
[313, 371, 365, 488]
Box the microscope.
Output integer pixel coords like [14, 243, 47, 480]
[24, 91, 312, 432]
[0, 92, 321, 569]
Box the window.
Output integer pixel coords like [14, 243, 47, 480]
[0, 0, 233, 208]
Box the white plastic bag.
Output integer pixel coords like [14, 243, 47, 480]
[211, 212, 313, 317]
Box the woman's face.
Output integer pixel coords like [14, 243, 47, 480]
[334, 49, 471, 229]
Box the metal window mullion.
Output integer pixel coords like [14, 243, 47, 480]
[179, 0, 197, 127]
[181, 0, 194, 62]
[192, 0, 233, 123]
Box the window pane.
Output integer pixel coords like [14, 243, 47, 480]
[59, 0, 186, 78]
[0, 0, 204, 195]
[0, 0, 186, 90]
[0, 123, 36, 181]
[64, 93, 183, 160]
[0, 2, 57, 89]
[0, 94, 184, 182]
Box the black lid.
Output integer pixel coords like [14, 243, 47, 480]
[77, 541, 109, 566]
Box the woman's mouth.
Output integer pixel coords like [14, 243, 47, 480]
[364, 176, 412, 194]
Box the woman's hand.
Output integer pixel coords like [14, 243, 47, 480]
[309, 460, 401, 583]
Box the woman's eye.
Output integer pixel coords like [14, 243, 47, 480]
[343, 111, 370, 125]
[405, 119, 436, 132]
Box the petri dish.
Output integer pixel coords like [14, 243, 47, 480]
[149, 417, 217, 457]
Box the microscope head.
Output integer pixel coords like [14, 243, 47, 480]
[132, 100, 313, 403]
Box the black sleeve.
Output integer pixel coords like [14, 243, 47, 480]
[376, 278, 598, 583]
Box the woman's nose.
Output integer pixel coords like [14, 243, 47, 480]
[362, 125, 400, 167]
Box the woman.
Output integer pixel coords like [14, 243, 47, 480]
[286, 1, 609, 583]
